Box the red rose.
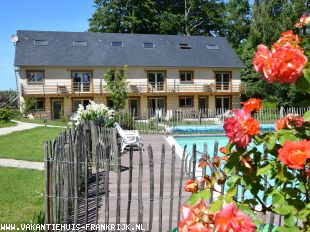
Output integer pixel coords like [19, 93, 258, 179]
[242, 98, 262, 112]
[294, 14, 310, 28]
[184, 180, 198, 192]
[253, 34, 307, 84]
[178, 200, 213, 232]
[278, 140, 310, 169]
[223, 109, 259, 149]
[214, 203, 256, 232]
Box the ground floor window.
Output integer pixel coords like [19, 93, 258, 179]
[28, 98, 45, 111]
[179, 96, 194, 107]
[215, 96, 231, 109]
[72, 99, 91, 112]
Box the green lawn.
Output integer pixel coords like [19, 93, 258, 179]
[0, 167, 44, 225]
[14, 117, 68, 127]
[0, 127, 64, 161]
[0, 121, 16, 128]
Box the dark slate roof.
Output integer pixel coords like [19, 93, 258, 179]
[14, 30, 244, 68]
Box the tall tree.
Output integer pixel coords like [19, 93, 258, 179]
[224, 0, 251, 49]
[89, 0, 159, 34]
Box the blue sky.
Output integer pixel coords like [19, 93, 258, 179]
[0, 0, 94, 90]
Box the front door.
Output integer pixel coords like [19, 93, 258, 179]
[52, 99, 63, 120]
[129, 98, 140, 118]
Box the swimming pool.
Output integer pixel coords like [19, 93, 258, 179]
[171, 124, 275, 134]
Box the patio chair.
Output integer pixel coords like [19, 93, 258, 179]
[114, 122, 143, 152]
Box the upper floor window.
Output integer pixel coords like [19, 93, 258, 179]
[108, 70, 125, 81]
[180, 71, 193, 83]
[26, 71, 44, 83]
[71, 71, 91, 92]
[215, 72, 231, 90]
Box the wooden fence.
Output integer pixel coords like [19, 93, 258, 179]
[44, 122, 287, 231]
[117, 107, 310, 134]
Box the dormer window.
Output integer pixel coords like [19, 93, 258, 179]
[111, 41, 123, 47]
[179, 43, 191, 49]
[34, 40, 48, 46]
[143, 42, 155, 48]
[73, 41, 87, 46]
[206, 44, 219, 50]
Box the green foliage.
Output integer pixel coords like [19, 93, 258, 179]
[89, 0, 159, 33]
[0, 108, 13, 122]
[23, 97, 36, 115]
[223, 0, 251, 49]
[103, 66, 129, 111]
[261, 101, 278, 109]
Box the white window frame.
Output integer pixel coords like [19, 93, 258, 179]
[26, 71, 44, 84]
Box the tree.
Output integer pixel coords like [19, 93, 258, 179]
[224, 0, 251, 49]
[103, 66, 128, 111]
[89, 0, 159, 34]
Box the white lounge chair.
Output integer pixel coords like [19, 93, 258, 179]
[114, 123, 143, 152]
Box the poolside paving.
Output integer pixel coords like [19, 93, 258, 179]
[97, 134, 191, 232]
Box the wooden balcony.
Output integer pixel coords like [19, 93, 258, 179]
[127, 82, 246, 94]
[21, 81, 245, 96]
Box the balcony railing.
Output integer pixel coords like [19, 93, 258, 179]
[21, 82, 245, 95]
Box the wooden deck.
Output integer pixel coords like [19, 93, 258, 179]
[97, 134, 191, 232]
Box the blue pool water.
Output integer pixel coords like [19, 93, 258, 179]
[171, 124, 275, 134]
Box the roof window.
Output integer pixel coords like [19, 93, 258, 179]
[143, 42, 155, 48]
[73, 41, 87, 46]
[206, 44, 219, 50]
[179, 43, 191, 49]
[34, 40, 48, 46]
[111, 41, 123, 47]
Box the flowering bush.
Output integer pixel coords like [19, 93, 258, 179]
[70, 100, 115, 127]
[179, 15, 310, 231]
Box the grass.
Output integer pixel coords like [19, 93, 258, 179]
[0, 121, 16, 128]
[0, 167, 44, 225]
[0, 127, 64, 161]
[13, 117, 68, 127]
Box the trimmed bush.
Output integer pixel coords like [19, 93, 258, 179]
[0, 108, 13, 122]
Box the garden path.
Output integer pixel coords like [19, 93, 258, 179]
[0, 120, 67, 136]
[0, 158, 44, 170]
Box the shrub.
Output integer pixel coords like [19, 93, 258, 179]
[70, 101, 115, 127]
[261, 100, 278, 109]
[0, 108, 13, 122]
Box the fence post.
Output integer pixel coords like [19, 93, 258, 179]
[177, 145, 187, 225]
[148, 145, 154, 232]
[44, 142, 51, 232]
[169, 145, 176, 231]
[158, 144, 165, 232]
